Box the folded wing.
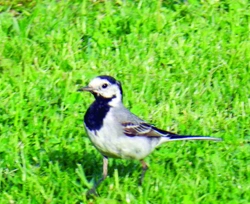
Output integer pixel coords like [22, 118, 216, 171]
[122, 122, 176, 137]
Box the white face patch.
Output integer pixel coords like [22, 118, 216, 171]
[88, 77, 122, 106]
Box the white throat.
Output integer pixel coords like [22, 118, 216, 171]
[108, 94, 122, 107]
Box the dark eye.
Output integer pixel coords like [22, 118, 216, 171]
[102, 83, 108, 89]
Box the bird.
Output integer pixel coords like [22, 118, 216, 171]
[78, 75, 222, 194]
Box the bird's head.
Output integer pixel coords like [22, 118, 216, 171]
[78, 75, 123, 106]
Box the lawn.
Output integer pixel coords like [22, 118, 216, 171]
[0, 0, 249, 203]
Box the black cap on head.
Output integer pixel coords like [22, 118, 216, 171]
[98, 75, 117, 84]
[98, 75, 123, 98]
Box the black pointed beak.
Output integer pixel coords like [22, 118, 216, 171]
[77, 86, 94, 92]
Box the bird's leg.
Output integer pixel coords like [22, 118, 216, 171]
[87, 156, 108, 196]
[139, 160, 148, 185]
[102, 156, 108, 179]
[94, 156, 108, 187]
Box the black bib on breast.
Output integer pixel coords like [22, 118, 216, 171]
[84, 96, 113, 131]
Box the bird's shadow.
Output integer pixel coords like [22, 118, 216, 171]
[46, 148, 141, 183]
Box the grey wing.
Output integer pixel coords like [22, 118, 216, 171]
[122, 121, 176, 137]
[115, 106, 176, 137]
[114, 106, 221, 141]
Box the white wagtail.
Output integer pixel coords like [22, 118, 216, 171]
[78, 75, 221, 193]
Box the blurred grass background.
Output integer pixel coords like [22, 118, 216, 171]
[0, 0, 249, 203]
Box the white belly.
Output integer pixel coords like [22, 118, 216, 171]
[85, 107, 160, 160]
[84, 111, 160, 160]
[86, 128, 159, 160]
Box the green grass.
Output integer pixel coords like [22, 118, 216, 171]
[0, 0, 249, 203]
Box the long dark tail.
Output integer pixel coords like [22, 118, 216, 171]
[151, 126, 222, 142]
[168, 134, 222, 141]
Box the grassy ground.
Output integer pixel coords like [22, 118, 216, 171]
[0, 0, 249, 203]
